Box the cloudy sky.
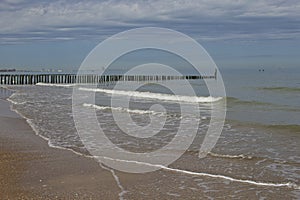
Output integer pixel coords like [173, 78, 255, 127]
[0, 0, 299, 70]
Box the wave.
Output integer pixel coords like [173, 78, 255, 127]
[227, 97, 300, 112]
[226, 119, 300, 137]
[83, 103, 163, 115]
[79, 87, 223, 103]
[208, 152, 253, 159]
[99, 156, 300, 190]
[36, 83, 76, 87]
[258, 86, 300, 93]
[35, 82, 223, 103]
[208, 152, 299, 166]
[227, 97, 272, 106]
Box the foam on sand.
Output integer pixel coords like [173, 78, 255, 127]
[99, 156, 300, 190]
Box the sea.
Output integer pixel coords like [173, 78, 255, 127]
[2, 67, 300, 199]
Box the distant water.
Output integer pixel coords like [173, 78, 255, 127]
[222, 68, 300, 125]
[6, 68, 300, 199]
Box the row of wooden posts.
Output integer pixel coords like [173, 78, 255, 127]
[0, 73, 217, 85]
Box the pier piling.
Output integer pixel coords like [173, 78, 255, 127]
[0, 72, 217, 85]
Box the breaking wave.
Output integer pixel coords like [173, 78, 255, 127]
[208, 152, 253, 159]
[36, 83, 76, 87]
[79, 87, 223, 103]
[83, 103, 163, 115]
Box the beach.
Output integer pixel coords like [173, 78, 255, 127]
[0, 68, 300, 199]
[0, 93, 120, 199]
[1, 0, 300, 199]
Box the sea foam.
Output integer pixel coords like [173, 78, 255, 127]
[79, 87, 223, 103]
[83, 103, 162, 115]
[99, 156, 300, 190]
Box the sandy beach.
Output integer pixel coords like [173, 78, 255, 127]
[0, 95, 120, 199]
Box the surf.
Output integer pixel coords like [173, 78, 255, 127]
[36, 82, 76, 87]
[79, 87, 223, 103]
[83, 103, 163, 115]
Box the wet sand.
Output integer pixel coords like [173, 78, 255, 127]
[0, 98, 120, 199]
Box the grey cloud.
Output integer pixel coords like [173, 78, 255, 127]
[0, 0, 299, 44]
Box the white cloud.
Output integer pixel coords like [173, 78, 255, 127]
[0, 0, 299, 43]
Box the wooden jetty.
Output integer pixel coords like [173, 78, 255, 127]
[0, 70, 217, 85]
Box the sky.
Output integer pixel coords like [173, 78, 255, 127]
[0, 0, 299, 71]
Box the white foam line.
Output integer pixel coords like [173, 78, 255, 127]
[83, 103, 160, 115]
[100, 157, 300, 190]
[7, 98, 27, 105]
[208, 152, 253, 159]
[79, 87, 222, 103]
[0, 85, 9, 90]
[99, 163, 127, 200]
[36, 83, 76, 87]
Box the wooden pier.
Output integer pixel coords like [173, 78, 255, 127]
[0, 71, 217, 85]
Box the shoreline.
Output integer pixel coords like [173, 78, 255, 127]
[1, 86, 299, 199]
[0, 88, 121, 199]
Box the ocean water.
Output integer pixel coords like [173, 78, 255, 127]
[5, 68, 300, 199]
